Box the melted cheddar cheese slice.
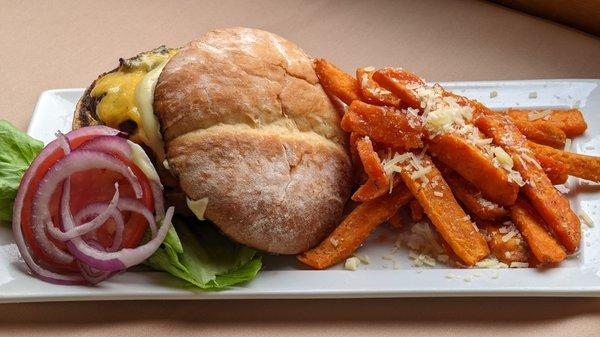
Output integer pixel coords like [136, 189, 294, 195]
[90, 47, 177, 161]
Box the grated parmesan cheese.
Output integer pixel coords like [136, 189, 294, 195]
[344, 257, 360, 271]
[410, 166, 432, 181]
[493, 147, 513, 170]
[360, 74, 369, 88]
[402, 79, 524, 185]
[475, 257, 509, 269]
[579, 210, 594, 228]
[502, 230, 517, 242]
[509, 262, 529, 268]
[330, 238, 339, 247]
[528, 109, 553, 121]
[564, 138, 572, 152]
[446, 273, 457, 279]
[354, 254, 371, 264]
[520, 151, 542, 170]
[433, 191, 444, 197]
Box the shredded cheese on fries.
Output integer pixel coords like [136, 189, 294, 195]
[528, 109, 553, 121]
[403, 82, 525, 185]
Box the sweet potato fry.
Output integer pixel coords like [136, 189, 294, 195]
[428, 133, 518, 206]
[297, 185, 413, 269]
[474, 112, 580, 252]
[510, 197, 567, 264]
[387, 209, 405, 229]
[313, 58, 360, 105]
[349, 132, 362, 167]
[507, 108, 587, 138]
[356, 136, 388, 188]
[352, 174, 402, 202]
[409, 199, 424, 221]
[533, 152, 568, 185]
[479, 221, 529, 265]
[509, 118, 566, 148]
[528, 141, 600, 183]
[341, 100, 423, 149]
[441, 168, 509, 221]
[398, 154, 490, 266]
[356, 67, 400, 107]
[372, 68, 423, 109]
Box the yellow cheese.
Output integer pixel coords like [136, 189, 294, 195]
[128, 140, 162, 186]
[90, 48, 176, 157]
[136, 60, 169, 162]
[186, 197, 209, 221]
[91, 70, 145, 129]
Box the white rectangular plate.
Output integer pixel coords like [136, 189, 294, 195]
[2, 80, 600, 303]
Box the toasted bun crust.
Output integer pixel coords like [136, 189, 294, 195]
[155, 28, 352, 254]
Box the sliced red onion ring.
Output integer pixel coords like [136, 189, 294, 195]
[117, 198, 157, 236]
[64, 204, 174, 271]
[10, 217, 85, 285]
[55, 131, 71, 155]
[78, 135, 164, 220]
[150, 181, 165, 220]
[76, 240, 118, 285]
[77, 260, 113, 285]
[12, 127, 122, 285]
[47, 182, 120, 242]
[13, 126, 171, 285]
[60, 172, 169, 271]
[30, 150, 142, 265]
[78, 135, 132, 157]
[74, 203, 125, 252]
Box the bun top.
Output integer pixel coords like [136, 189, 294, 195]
[154, 28, 352, 254]
[155, 27, 346, 147]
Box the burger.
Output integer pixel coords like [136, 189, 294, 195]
[72, 27, 353, 254]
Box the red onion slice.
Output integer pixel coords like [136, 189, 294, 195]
[30, 150, 142, 265]
[78, 135, 164, 221]
[55, 131, 71, 155]
[77, 260, 113, 285]
[117, 198, 157, 237]
[48, 182, 120, 242]
[76, 240, 118, 285]
[150, 181, 165, 220]
[74, 203, 125, 252]
[78, 135, 132, 157]
[65, 206, 174, 271]
[12, 127, 122, 285]
[12, 126, 172, 285]
[11, 216, 85, 285]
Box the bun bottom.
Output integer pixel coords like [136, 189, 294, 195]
[167, 124, 352, 254]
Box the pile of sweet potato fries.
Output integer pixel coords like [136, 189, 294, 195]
[298, 59, 598, 269]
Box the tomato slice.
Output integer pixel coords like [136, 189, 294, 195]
[20, 135, 154, 272]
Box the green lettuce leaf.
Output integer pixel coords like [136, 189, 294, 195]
[145, 218, 262, 289]
[0, 121, 43, 222]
